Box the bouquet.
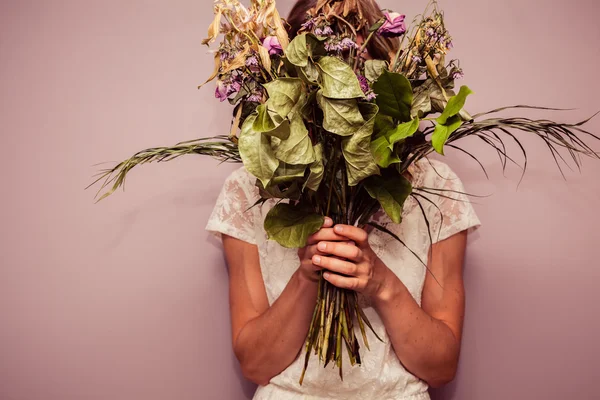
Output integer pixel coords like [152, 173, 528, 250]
[90, 0, 598, 384]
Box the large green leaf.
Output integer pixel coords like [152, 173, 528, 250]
[264, 203, 324, 248]
[317, 90, 364, 136]
[238, 115, 280, 187]
[273, 114, 315, 165]
[364, 60, 387, 82]
[436, 85, 473, 125]
[300, 59, 320, 84]
[373, 70, 413, 122]
[431, 115, 462, 155]
[253, 104, 283, 132]
[317, 56, 364, 99]
[263, 78, 305, 118]
[364, 174, 413, 224]
[386, 118, 420, 148]
[342, 103, 380, 186]
[304, 143, 324, 191]
[271, 162, 306, 185]
[285, 34, 309, 67]
[370, 135, 400, 168]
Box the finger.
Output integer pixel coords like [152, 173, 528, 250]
[317, 241, 363, 261]
[312, 255, 358, 277]
[333, 225, 369, 246]
[322, 217, 333, 228]
[307, 228, 348, 245]
[323, 272, 364, 291]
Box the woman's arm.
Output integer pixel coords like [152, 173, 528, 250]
[223, 218, 348, 385]
[372, 231, 467, 388]
[312, 225, 468, 388]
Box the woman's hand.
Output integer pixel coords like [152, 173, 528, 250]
[311, 224, 393, 300]
[297, 217, 350, 284]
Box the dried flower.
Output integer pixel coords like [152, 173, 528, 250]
[262, 36, 283, 55]
[452, 70, 464, 80]
[378, 12, 406, 38]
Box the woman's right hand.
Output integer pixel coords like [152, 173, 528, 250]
[297, 217, 350, 283]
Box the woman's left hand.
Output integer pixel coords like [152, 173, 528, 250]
[311, 224, 390, 300]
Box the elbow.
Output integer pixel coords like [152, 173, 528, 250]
[239, 363, 272, 386]
[234, 347, 273, 387]
[426, 364, 458, 389]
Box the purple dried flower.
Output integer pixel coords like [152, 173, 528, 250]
[215, 80, 229, 102]
[245, 56, 259, 67]
[247, 92, 263, 103]
[426, 27, 435, 37]
[357, 74, 370, 93]
[262, 36, 283, 55]
[446, 40, 454, 50]
[322, 26, 334, 35]
[340, 38, 359, 50]
[301, 19, 315, 31]
[325, 41, 343, 52]
[214, 78, 242, 102]
[452, 70, 464, 80]
[365, 92, 377, 101]
[314, 27, 323, 36]
[378, 12, 406, 38]
[412, 55, 423, 63]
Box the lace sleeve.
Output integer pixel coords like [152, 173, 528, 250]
[205, 166, 259, 245]
[421, 160, 481, 244]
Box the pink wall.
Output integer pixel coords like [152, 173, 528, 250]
[0, 1, 598, 399]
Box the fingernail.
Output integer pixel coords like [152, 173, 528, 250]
[335, 226, 343, 233]
[324, 217, 333, 225]
[313, 256, 321, 264]
[318, 242, 327, 251]
[323, 272, 330, 279]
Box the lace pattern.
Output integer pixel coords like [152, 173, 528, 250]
[205, 159, 481, 400]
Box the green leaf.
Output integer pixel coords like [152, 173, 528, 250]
[431, 115, 462, 155]
[364, 174, 413, 224]
[238, 115, 280, 187]
[364, 60, 387, 82]
[299, 59, 320, 84]
[271, 162, 306, 185]
[304, 143, 324, 191]
[263, 78, 304, 118]
[264, 203, 324, 248]
[273, 114, 315, 165]
[386, 118, 420, 148]
[253, 104, 282, 132]
[285, 34, 309, 67]
[342, 103, 380, 186]
[262, 118, 291, 140]
[317, 90, 364, 136]
[373, 114, 394, 137]
[370, 135, 400, 168]
[436, 85, 473, 125]
[372, 70, 413, 122]
[317, 56, 364, 99]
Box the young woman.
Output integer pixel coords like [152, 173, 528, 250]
[206, 1, 481, 398]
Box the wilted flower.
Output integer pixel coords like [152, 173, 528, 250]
[340, 38, 359, 50]
[214, 78, 242, 102]
[301, 19, 316, 31]
[245, 55, 259, 66]
[262, 36, 283, 55]
[412, 55, 423, 63]
[322, 26, 334, 35]
[357, 74, 376, 100]
[452, 70, 464, 80]
[378, 12, 406, 37]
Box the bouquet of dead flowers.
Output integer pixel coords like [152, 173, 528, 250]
[90, 0, 598, 383]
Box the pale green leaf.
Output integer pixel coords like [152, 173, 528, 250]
[271, 162, 306, 185]
[264, 203, 324, 248]
[304, 143, 324, 191]
[364, 174, 413, 224]
[342, 103, 380, 186]
[238, 115, 279, 187]
[253, 104, 282, 132]
[317, 56, 364, 99]
[263, 78, 305, 118]
[364, 60, 387, 82]
[372, 70, 413, 122]
[432, 115, 462, 155]
[317, 90, 364, 136]
[436, 85, 473, 125]
[285, 34, 309, 67]
[273, 114, 315, 165]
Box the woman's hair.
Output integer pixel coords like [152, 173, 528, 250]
[286, 0, 399, 61]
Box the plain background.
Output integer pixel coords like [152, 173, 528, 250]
[1, 0, 599, 399]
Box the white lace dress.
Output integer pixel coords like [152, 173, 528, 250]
[206, 159, 481, 400]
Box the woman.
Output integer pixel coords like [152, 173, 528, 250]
[206, 0, 481, 398]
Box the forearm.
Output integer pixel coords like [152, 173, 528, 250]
[373, 263, 460, 387]
[234, 271, 318, 385]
